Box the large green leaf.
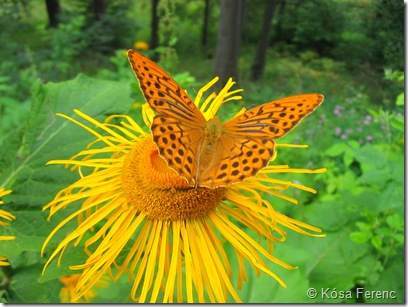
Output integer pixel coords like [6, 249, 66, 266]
[0, 75, 134, 302]
[365, 260, 405, 303]
[9, 264, 61, 303]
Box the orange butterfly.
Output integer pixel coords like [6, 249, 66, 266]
[128, 50, 324, 188]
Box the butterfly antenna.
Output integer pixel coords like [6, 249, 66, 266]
[217, 110, 234, 119]
[218, 103, 257, 119]
[189, 84, 197, 95]
[216, 105, 244, 119]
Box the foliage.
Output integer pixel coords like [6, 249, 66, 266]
[368, 0, 404, 71]
[256, 0, 403, 103]
[271, 0, 344, 55]
[0, 0, 404, 303]
[36, 16, 88, 79]
[315, 139, 404, 303]
[69, 0, 139, 54]
[0, 76, 134, 303]
[0, 74, 30, 147]
[291, 0, 344, 55]
[0, 0, 140, 88]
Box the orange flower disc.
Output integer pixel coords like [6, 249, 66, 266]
[121, 136, 226, 221]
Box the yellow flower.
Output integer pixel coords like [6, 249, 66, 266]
[60, 274, 109, 303]
[133, 41, 149, 51]
[0, 188, 15, 266]
[42, 78, 326, 303]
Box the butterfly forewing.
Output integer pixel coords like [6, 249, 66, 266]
[127, 50, 206, 125]
[223, 94, 324, 139]
[128, 50, 207, 186]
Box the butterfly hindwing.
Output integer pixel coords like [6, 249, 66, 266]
[198, 135, 275, 188]
[151, 115, 205, 185]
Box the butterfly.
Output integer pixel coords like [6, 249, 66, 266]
[128, 50, 324, 189]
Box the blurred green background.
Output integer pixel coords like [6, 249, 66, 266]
[0, 0, 404, 303]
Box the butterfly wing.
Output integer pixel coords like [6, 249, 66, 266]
[127, 50, 206, 124]
[151, 115, 205, 186]
[198, 94, 324, 187]
[198, 135, 275, 188]
[128, 52, 324, 189]
[128, 50, 207, 184]
[223, 94, 324, 138]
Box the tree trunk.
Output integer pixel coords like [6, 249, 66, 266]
[201, 0, 210, 47]
[92, 0, 106, 21]
[45, 0, 60, 28]
[274, 0, 286, 40]
[150, 0, 160, 61]
[213, 0, 244, 87]
[250, 0, 278, 81]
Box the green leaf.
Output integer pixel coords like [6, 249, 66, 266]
[390, 115, 404, 132]
[353, 146, 388, 173]
[0, 211, 57, 258]
[343, 148, 355, 168]
[303, 199, 350, 232]
[324, 142, 348, 157]
[343, 189, 381, 213]
[1, 75, 133, 195]
[9, 264, 61, 303]
[347, 140, 360, 149]
[301, 231, 369, 300]
[169, 37, 178, 46]
[355, 222, 371, 231]
[233, 234, 314, 303]
[359, 168, 393, 188]
[237, 265, 309, 303]
[386, 213, 404, 231]
[40, 242, 90, 283]
[395, 92, 404, 106]
[393, 234, 404, 245]
[0, 75, 134, 302]
[350, 231, 371, 243]
[365, 261, 404, 303]
[0, 125, 25, 179]
[366, 108, 380, 117]
[378, 182, 404, 213]
[378, 226, 393, 237]
[93, 274, 133, 303]
[353, 255, 382, 285]
[371, 235, 382, 250]
[223, 229, 317, 303]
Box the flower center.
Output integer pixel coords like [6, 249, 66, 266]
[121, 137, 226, 221]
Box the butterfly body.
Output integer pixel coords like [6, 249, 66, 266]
[128, 50, 324, 189]
[203, 117, 223, 149]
